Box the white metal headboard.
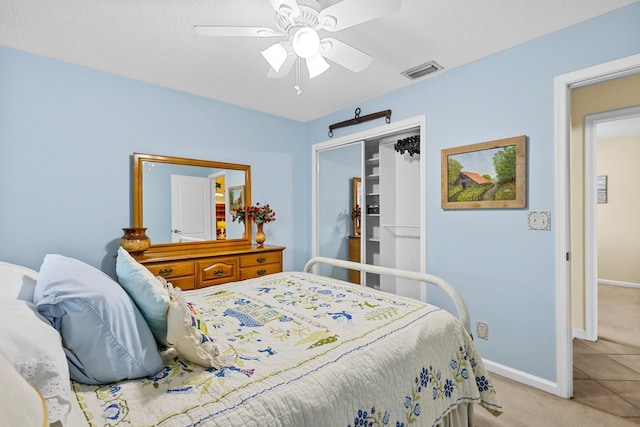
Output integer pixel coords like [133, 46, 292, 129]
[303, 256, 471, 334]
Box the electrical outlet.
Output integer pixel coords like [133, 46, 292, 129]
[476, 321, 489, 340]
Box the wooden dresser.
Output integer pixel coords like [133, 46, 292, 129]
[347, 236, 361, 284]
[134, 244, 285, 290]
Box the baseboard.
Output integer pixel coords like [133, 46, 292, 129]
[483, 358, 563, 397]
[572, 328, 587, 340]
[598, 279, 640, 289]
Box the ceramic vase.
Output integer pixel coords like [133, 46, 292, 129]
[254, 223, 266, 247]
[119, 227, 151, 255]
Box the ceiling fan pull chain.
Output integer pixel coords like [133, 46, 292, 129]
[293, 57, 302, 96]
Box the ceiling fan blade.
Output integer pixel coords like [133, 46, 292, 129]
[267, 54, 296, 78]
[267, 0, 301, 17]
[318, 0, 401, 32]
[193, 25, 284, 38]
[320, 38, 372, 72]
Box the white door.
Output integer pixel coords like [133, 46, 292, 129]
[170, 174, 212, 242]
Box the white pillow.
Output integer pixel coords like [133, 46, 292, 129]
[116, 247, 170, 346]
[0, 298, 72, 425]
[0, 261, 39, 302]
[166, 284, 227, 368]
[0, 351, 49, 427]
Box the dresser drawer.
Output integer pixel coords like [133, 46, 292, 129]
[197, 257, 238, 287]
[239, 263, 282, 281]
[145, 261, 195, 280]
[239, 251, 281, 268]
[165, 276, 196, 291]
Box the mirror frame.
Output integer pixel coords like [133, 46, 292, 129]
[133, 152, 252, 252]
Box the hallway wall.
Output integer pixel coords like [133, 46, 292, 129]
[597, 133, 640, 285]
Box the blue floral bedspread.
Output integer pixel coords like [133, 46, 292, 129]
[73, 272, 502, 426]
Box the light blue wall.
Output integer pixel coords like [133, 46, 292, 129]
[1, 3, 639, 384]
[304, 3, 640, 381]
[0, 45, 306, 276]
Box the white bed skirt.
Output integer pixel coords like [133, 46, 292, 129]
[439, 403, 473, 427]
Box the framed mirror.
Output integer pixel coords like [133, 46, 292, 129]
[133, 153, 252, 251]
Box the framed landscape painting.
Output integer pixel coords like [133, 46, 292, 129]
[441, 135, 527, 209]
[228, 185, 245, 211]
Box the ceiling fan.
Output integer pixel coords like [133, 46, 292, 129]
[194, 0, 401, 84]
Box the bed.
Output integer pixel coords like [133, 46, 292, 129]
[1, 254, 502, 427]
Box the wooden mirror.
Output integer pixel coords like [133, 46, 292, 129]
[133, 153, 252, 251]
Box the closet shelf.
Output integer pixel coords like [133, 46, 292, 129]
[367, 174, 380, 179]
[382, 224, 420, 229]
[366, 193, 380, 196]
[367, 157, 380, 163]
[368, 238, 380, 243]
[366, 213, 380, 217]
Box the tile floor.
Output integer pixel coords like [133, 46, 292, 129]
[573, 338, 640, 423]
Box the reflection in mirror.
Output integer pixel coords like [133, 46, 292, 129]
[133, 153, 251, 248]
[316, 143, 362, 280]
[352, 177, 361, 236]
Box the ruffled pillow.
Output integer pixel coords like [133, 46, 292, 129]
[0, 298, 72, 425]
[0, 351, 49, 427]
[166, 284, 226, 368]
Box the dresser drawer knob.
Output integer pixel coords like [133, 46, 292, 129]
[256, 257, 267, 263]
[213, 269, 225, 276]
[257, 269, 267, 276]
[159, 268, 173, 276]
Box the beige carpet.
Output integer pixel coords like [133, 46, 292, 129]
[598, 284, 640, 349]
[473, 373, 640, 426]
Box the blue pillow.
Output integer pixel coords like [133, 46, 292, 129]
[116, 247, 170, 346]
[33, 254, 162, 385]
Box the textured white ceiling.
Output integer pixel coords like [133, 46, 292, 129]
[1, 0, 638, 122]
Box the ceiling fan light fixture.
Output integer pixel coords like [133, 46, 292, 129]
[292, 27, 320, 59]
[306, 53, 330, 78]
[261, 43, 288, 72]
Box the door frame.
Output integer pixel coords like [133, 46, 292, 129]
[311, 115, 427, 296]
[554, 53, 640, 398]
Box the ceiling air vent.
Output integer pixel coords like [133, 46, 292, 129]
[401, 61, 443, 80]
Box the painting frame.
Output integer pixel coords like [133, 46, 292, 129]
[228, 185, 245, 212]
[441, 135, 527, 210]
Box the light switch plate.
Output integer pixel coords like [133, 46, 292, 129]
[528, 211, 551, 231]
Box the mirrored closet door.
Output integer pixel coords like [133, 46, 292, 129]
[312, 116, 427, 300]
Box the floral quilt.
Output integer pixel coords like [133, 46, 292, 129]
[73, 272, 502, 426]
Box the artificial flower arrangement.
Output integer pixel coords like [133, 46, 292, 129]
[231, 202, 276, 224]
[350, 204, 361, 220]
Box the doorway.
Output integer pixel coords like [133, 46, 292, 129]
[583, 106, 640, 341]
[554, 53, 640, 398]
